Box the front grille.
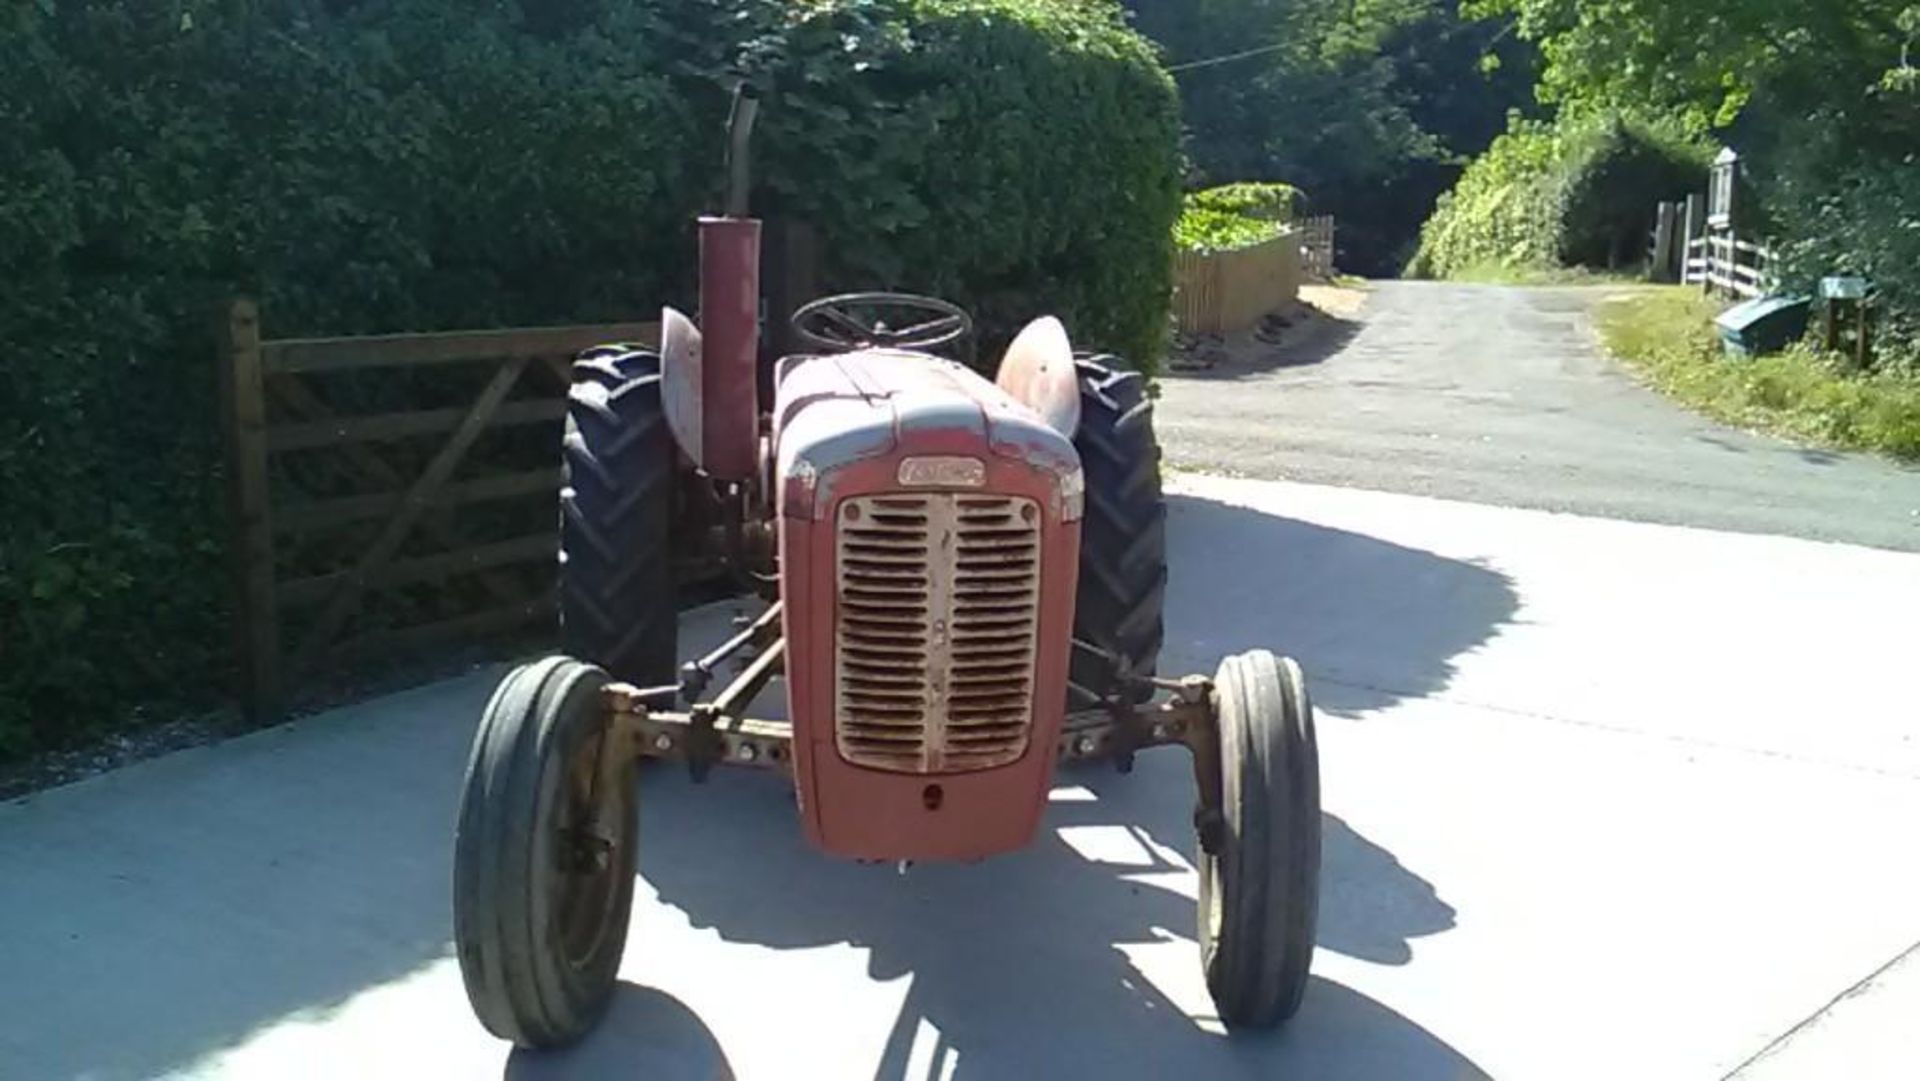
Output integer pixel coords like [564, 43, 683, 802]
[835, 493, 1042, 773]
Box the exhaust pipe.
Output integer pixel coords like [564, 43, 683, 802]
[692, 82, 763, 482]
[725, 83, 760, 219]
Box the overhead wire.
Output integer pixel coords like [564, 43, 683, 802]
[1164, 17, 1521, 75]
[1164, 42, 1291, 74]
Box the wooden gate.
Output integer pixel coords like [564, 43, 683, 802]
[1300, 215, 1336, 280]
[220, 299, 660, 722]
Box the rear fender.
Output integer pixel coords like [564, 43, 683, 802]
[659, 306, 704, 465]
[994, 316, 1081, 438]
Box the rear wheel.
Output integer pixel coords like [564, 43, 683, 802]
[1198, 650, 1321, 1029]
[561, 349, 678, 687]
[454, 656, 637, 1047]
[1069, 355, 1167, 706]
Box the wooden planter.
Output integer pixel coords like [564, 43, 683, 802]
[1174, 230, 1303, 336]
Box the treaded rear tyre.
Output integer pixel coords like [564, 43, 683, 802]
[561, 349, 677, 686]
[1069, 354, 1167, 705]
[1198, 650, 1321, 1029]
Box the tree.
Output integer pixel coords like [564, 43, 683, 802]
[1122, 0, 1540, 273]
[1465, 0, 1917, 130]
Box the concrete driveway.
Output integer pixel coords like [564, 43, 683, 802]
[5, 473, 1919, 1080]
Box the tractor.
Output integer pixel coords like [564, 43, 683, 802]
[452, 88, 1321, 1048]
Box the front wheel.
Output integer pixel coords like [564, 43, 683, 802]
[1197, 650, 1321, 1029]
[454, 656, 637, 1048]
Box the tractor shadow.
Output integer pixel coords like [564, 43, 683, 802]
[1159, 492, 1519, 716]
[630, 495, 1506, 1078]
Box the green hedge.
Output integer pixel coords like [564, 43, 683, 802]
[748, 0, 1180, 366]
[1173, 182, 1301, 253]
[0, 0, 1179, 760]
[1409, 113, 1710, 279]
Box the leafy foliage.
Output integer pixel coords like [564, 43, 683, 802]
[1172, 211, 1286, 255]
[0, 0, 1178, 760]
[1173, 183, 1299, 253]
[1409, 113, 1710, 279]
[1185, 182, 1301, 222]
[1466, 0, 1917, 131]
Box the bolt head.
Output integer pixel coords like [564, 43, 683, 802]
[1075, 735, 1096, 756]
[653, 733, 673, 752]
[737, 743, 758, 762]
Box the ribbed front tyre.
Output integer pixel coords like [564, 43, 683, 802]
[454, 656, 636, 1048]
[1198, 650, 1321, 1029]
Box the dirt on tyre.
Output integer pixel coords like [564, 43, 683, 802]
[562, 348, 678, 686]
[1069, 354, 1167, 705]
[1198, 649, 1321, 1029]
[454, 656, 637, 1048]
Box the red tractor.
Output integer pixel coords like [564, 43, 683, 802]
[452, 90, 1321, 1048]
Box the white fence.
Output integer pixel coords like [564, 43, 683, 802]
[1683, 234, 1777, 299]
[1648, 197, 1778, 299]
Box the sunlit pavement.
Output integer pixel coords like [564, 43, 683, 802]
[4, 473, 1918, 1080]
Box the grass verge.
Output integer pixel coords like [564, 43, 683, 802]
[1595, 287, 1920, 461]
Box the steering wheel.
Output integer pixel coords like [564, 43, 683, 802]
[790, 292, 974, 354]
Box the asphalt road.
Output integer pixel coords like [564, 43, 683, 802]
[5, 475, 1919, 1080]
[1158, 282, 1920, 552]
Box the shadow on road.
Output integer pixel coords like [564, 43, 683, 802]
[505, 982, 733, 1081]
[0, 487, 1506, 1080]
[1162, 493, 1518, 714]
[1165, 313, 1363, 381]
[0, 675, 499, 1081]
[560, 495, 1502, 1077]
[635, 757, 1477, 1080]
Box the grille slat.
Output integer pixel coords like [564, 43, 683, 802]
[835, 492, 1042, 773]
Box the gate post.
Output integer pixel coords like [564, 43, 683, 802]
[218, 298, 281, 723]
[1651, 202, 1678, 283]
[1680, 194, 1703, 285]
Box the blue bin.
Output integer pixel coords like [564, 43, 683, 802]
[1715, 295, 1812, 357]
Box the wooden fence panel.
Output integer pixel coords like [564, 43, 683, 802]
[221, 300, 661, 722]
[1174, 230, 1303, 336]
